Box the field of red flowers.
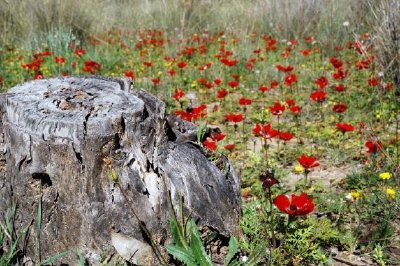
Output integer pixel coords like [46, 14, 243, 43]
[0, 29, 399, 265]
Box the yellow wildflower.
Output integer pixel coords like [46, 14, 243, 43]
[386, 188, 396, 199]
[350, 191, 362, 199]
[294, 165, 305, 174]
[379, 172, 392, 180]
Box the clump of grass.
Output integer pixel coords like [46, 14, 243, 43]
[0, 205, 29, 265]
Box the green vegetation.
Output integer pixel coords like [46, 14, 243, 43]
[1, 0, 399, 265]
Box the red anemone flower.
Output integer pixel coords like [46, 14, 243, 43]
[368, 77, 379, 87]
[297, 155, 319, 169]
[151, 77, 161, 85]
[202, 139, 217, 151]
[22, 59, 43, 70]
[276, 64, 294, 73]
[269, 102, 285, 116]
[124, 70, 135, 80]
[211, 132, 226, 142]
[220, 58, 238, 67]
[332, 103, 347, 113]
[167, 69, 177, 76]
[175, 104, 207, 121]
[278, 131, 294, 141]
[310, 91, 326, 102]
[270, 80, 279, 89]
[315, 76, 329, 89]
[336, 122, 355, 133]
[227, 80, 239, 88]
[214, 78, 222, 85]
[273, 193, 315, 216]
[289, 105, 301, 114]
[332, 68, 349, 80]
[143, 61, 153, 67]
[329, 57, 343, 69]
[173, 88, 185, 101]
[284, 74, 297, 86]
[82, 60, 101, 74]
[217, 89, 228, 99]
[224, 113, 244, 123]
[177, 61, 187, 69]
[259, 171, 279, 190]
[259, 85, 268, 92]
[365, 140, 383, 154]
[301, 49, 310, 56]
[253, 124, 278, 140]
[239, 97, 252, 106]
[74, 48, 86, 57]
[198, 77, 208, 85]
[253, 124, 262, 136]
[285, 98, 295, 107]
[54, 56, 66, 64]
[246, 62, 254, 71]
[304, 36, 314, 43]
[265, 128, 279, 140]
[33, 49, 51, 59]
[224, 143, 236, 152]
[334, 84, 345, 92]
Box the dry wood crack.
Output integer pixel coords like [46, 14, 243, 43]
[0, 77, 241, 265]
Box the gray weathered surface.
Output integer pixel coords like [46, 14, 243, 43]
[0, 77, 240, 264]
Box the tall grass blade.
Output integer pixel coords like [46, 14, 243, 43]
[35, 183, 43, 262]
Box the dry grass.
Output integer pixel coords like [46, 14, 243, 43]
[367, 0, 400, 89]
[0, 0, 382, 47]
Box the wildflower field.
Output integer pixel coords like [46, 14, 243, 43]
[0, 0, 399, 265]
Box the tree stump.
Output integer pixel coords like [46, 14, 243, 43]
[0, 77, 240, 265]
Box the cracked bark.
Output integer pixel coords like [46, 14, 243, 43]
[0, 77, 241, 265]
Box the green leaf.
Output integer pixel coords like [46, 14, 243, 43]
[224, 236, 239, 266]
[188, 220, 213, 266]
[40, 250, 70, 265]
[197, 122, 208, 144]
[0, 225, 4, 244]
[168, 218, 189, 249]
[166, 245, 197, 266]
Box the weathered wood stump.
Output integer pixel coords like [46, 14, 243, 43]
[0, 77, 240, 264]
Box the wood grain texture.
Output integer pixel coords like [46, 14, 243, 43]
[0, 77, 240, 265]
